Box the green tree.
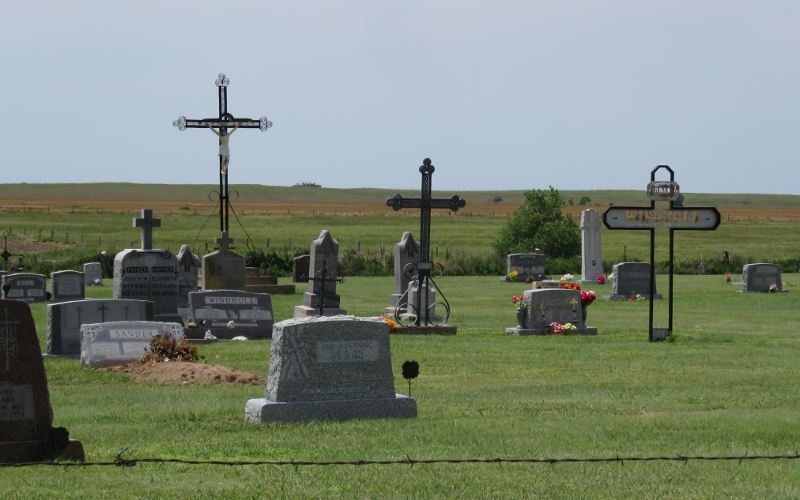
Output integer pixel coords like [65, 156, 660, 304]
[493, 187, 581, 258]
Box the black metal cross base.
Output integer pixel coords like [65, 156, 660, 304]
[603, 165, 720, 342]
[386, 158, 465, 327]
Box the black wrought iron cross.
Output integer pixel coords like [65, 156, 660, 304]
[386, 158, 466, 325]
[133, 209, 161, 250]
[174, 73, 272, 233]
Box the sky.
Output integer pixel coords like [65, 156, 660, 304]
[1, 1, 798, 194]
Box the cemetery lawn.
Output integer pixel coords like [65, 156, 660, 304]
[5, 274, 800, 497]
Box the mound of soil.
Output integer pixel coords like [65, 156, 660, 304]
[107, 361, 265, 386]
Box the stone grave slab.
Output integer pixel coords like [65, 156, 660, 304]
[580, 209, 605, 284]
[386, 232, 419, 314]
[504, 253, 545, 282]
[47, 299, 155, 355]
[0, 300, 84, 462]
[245, 316, 417, 422]
[187, 290, 273, 340]
[113, 249, 179, 314]
[609, 262, 661, 300]
[50, 270, 85, 303]
[742, 263, 783, 292]
[80, 321, 184, 367]
[201, 231, 246, 291]
[506, 288, 597, 335]
[294, 230, 347, 318]
[2, 273, 47, 303]
[176, 244, 200, 318]
[83, 262, 102, 286]
[292, 255, 310, 283]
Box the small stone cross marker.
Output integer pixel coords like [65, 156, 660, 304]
[215, 231, 233, 252]
[133, 209, 161, 250]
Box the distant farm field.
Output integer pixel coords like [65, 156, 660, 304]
[0, 183, 798, 272]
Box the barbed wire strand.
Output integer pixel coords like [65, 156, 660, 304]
[2, 450, 800, 469]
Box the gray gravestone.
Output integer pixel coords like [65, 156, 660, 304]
[1, 273, 47, 303]
[292, 255, 310, 283]
[580, 209, 605, 284]
[742, 263, 782, 292]
[201, 231, 246, 291]
[505, 253, 545, 282]
[176, 244, 200, 316]
[506, 288, 597, 335]
[609, 262, 661, 300]
[294, 230, 347, 318]
[80, 321, 184, 367]
[405, 281, 440, 322]
[83, 262, 102, 285]
[245, 316, 417, 422]
[113, 249, 179, 315]
[187, 290, 273, 340]
[388, 232, 419, 310]
[0, 300, 83, 462]
[47, 299, 155, 355]
[50, 271, 85, 303]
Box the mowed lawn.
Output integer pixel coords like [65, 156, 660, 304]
[6, 274, 800, 497]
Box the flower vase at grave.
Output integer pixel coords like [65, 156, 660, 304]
[582, 307, 587, 324]
[516, 307, 528, 329]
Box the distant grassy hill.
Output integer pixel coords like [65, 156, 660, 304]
[0, 183, 797, 208]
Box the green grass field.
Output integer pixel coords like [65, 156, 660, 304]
[5, 274, 800, 497]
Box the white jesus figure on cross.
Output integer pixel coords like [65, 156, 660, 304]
[207, 123, 240, 175]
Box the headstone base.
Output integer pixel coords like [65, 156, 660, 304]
[184, 327, 270, 341]
[245, 394, 417, 423]
[606, 294, 662, 301]
[0, 439, 85, 463]
[393, 325, 457, 335]
[293, 305, 348, 318]
[505, 326, 598, 336]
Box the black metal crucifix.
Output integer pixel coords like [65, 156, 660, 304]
[386, 158, 466, 325]
[304, 258, 343, 316]
[174, 73, 272, 234]
[603, 165, 720, 342]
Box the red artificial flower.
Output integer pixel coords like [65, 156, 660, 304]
[597, 275, 606, 284]
[725, 274, 732, 283]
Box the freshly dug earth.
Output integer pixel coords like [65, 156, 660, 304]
[107, 360, 265, 386]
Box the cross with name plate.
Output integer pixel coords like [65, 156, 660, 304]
[603, 165, 721, 342]
[173, 73, 272, 236]
[386, 158, 466, 326]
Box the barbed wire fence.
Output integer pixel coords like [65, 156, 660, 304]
[3, 450, 800, 469]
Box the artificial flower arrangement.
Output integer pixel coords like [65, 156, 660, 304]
[581, 289, 597, 307]
[507, 270, 519, 282]
[381, 316, 397, 333]
[597, 274, 606, 284]
[769, 283, 780, 293]
[560, 273, 581, 290]
[548, 322, 577, 335]
[511, 293, 527, 309]
[627, 293, 647, 301]
[725, 274, 732, 283]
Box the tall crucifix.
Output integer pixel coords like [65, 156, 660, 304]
[603, 165, 720, 342]
[173, 73, 272, 235]
[386, 158, 466, 325]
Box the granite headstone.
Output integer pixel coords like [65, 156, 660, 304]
[200, 231, 246, 291]
[580, 209, 605, 284]
[83, 262, 102, 286]
[245, 316, 417, 422]
[742, 263, 782, 292]
[292, 255, 310, 283]
[2, 273, 47, 303]
[294, 230, 347, 318]
[506, 288, 597, 335]
[0, 300, 84, 462]
[505, 253, 545, 282]
[47, 299, 155, 355]
[50, 270, 85, 303]
[388, 232, 419, 311]
[80, 321, 184, 367]
[113, 249, 179, 314]
[187, 290, 273, 340]
[176, 244, 200, 315]
[609, 262, 661, 300]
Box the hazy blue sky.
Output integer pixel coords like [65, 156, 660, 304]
[1, 1, 798, 194]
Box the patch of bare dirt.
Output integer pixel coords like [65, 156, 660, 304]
[107, 360, 265, 386]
